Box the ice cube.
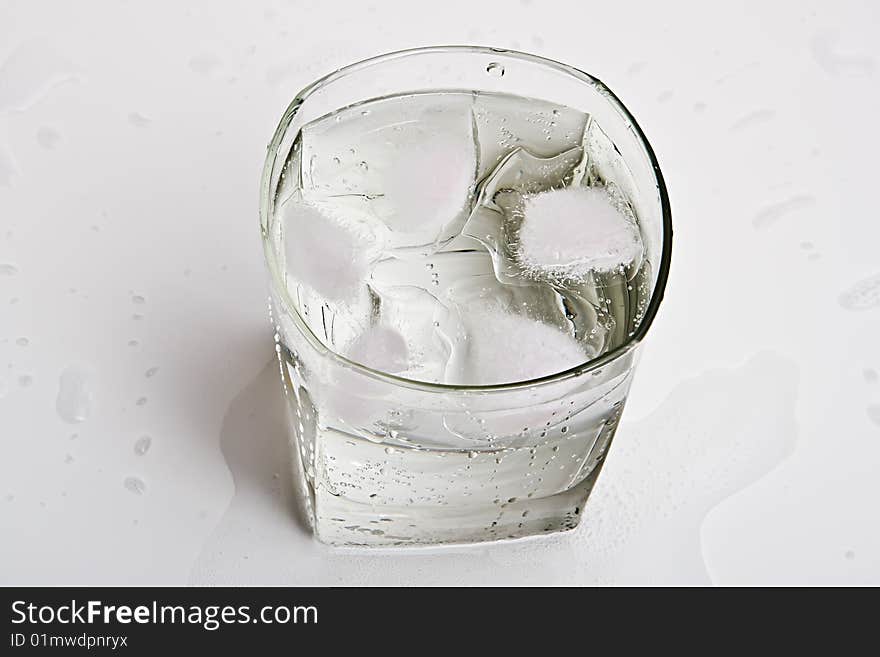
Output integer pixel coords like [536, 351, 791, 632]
[342, 325, 409, 374]
[365, 271, 462, 383]
[374, 128, 474, 238]
[444, 302, 589, 386]
[300, 93, 476, 250]
[472, 93, 588, 181]
[280, 193, 380, 302]
[461, 146, 585, 286]
[516, 186, 643, 281]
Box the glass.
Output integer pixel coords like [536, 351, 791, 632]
[260, 46, 671, 546]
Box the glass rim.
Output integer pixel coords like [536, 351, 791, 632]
[260, 44, 672, 394]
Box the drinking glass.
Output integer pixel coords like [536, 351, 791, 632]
[260, 46, 671, 546]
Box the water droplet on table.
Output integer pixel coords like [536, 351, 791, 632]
[0, 263, 19, 276]
[752, 195, 815, 229]
[144, 366, 158, 378]
[123, 476, 146, 495]
[128, 112, 151, 128]
[134, 435, 152, 456]
[56, 366, 93, 423]
[867, 405, 880, 427]
[0, 39, 79, 112]
[729, 109, 776, 133]
[839, 273, 880, 311]
[36, 126, 61, 149]
[189, 53, 221, 75]
[810, 32, 876, 76]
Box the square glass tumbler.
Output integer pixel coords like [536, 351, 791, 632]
[260, 47, 671, 546]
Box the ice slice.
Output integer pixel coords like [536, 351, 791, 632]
[444, 302, 589, 386]
[516, 186, 643, 282]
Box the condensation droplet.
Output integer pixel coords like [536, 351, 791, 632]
[15, 337, 28, 347]
[144, 366, 159, 378]
[0, 263, 18, 276]
[486, 62, 505, 77]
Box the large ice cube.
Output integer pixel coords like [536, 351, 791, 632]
[444, 301, 589, 386]
[462, 146, 584, 286]
[516, 186, 643, 281]
[280, 193, 380, 302]
[300, 93, 476, 250]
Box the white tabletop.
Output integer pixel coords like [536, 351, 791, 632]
[1, 0, 878, 585]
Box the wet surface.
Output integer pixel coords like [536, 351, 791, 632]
[1, 0, 879, 585]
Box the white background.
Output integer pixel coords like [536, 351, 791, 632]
[1, 0, 878, 585]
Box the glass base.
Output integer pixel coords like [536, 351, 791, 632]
[278, 327, 623, 548]
[310, 465, 604, 547]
